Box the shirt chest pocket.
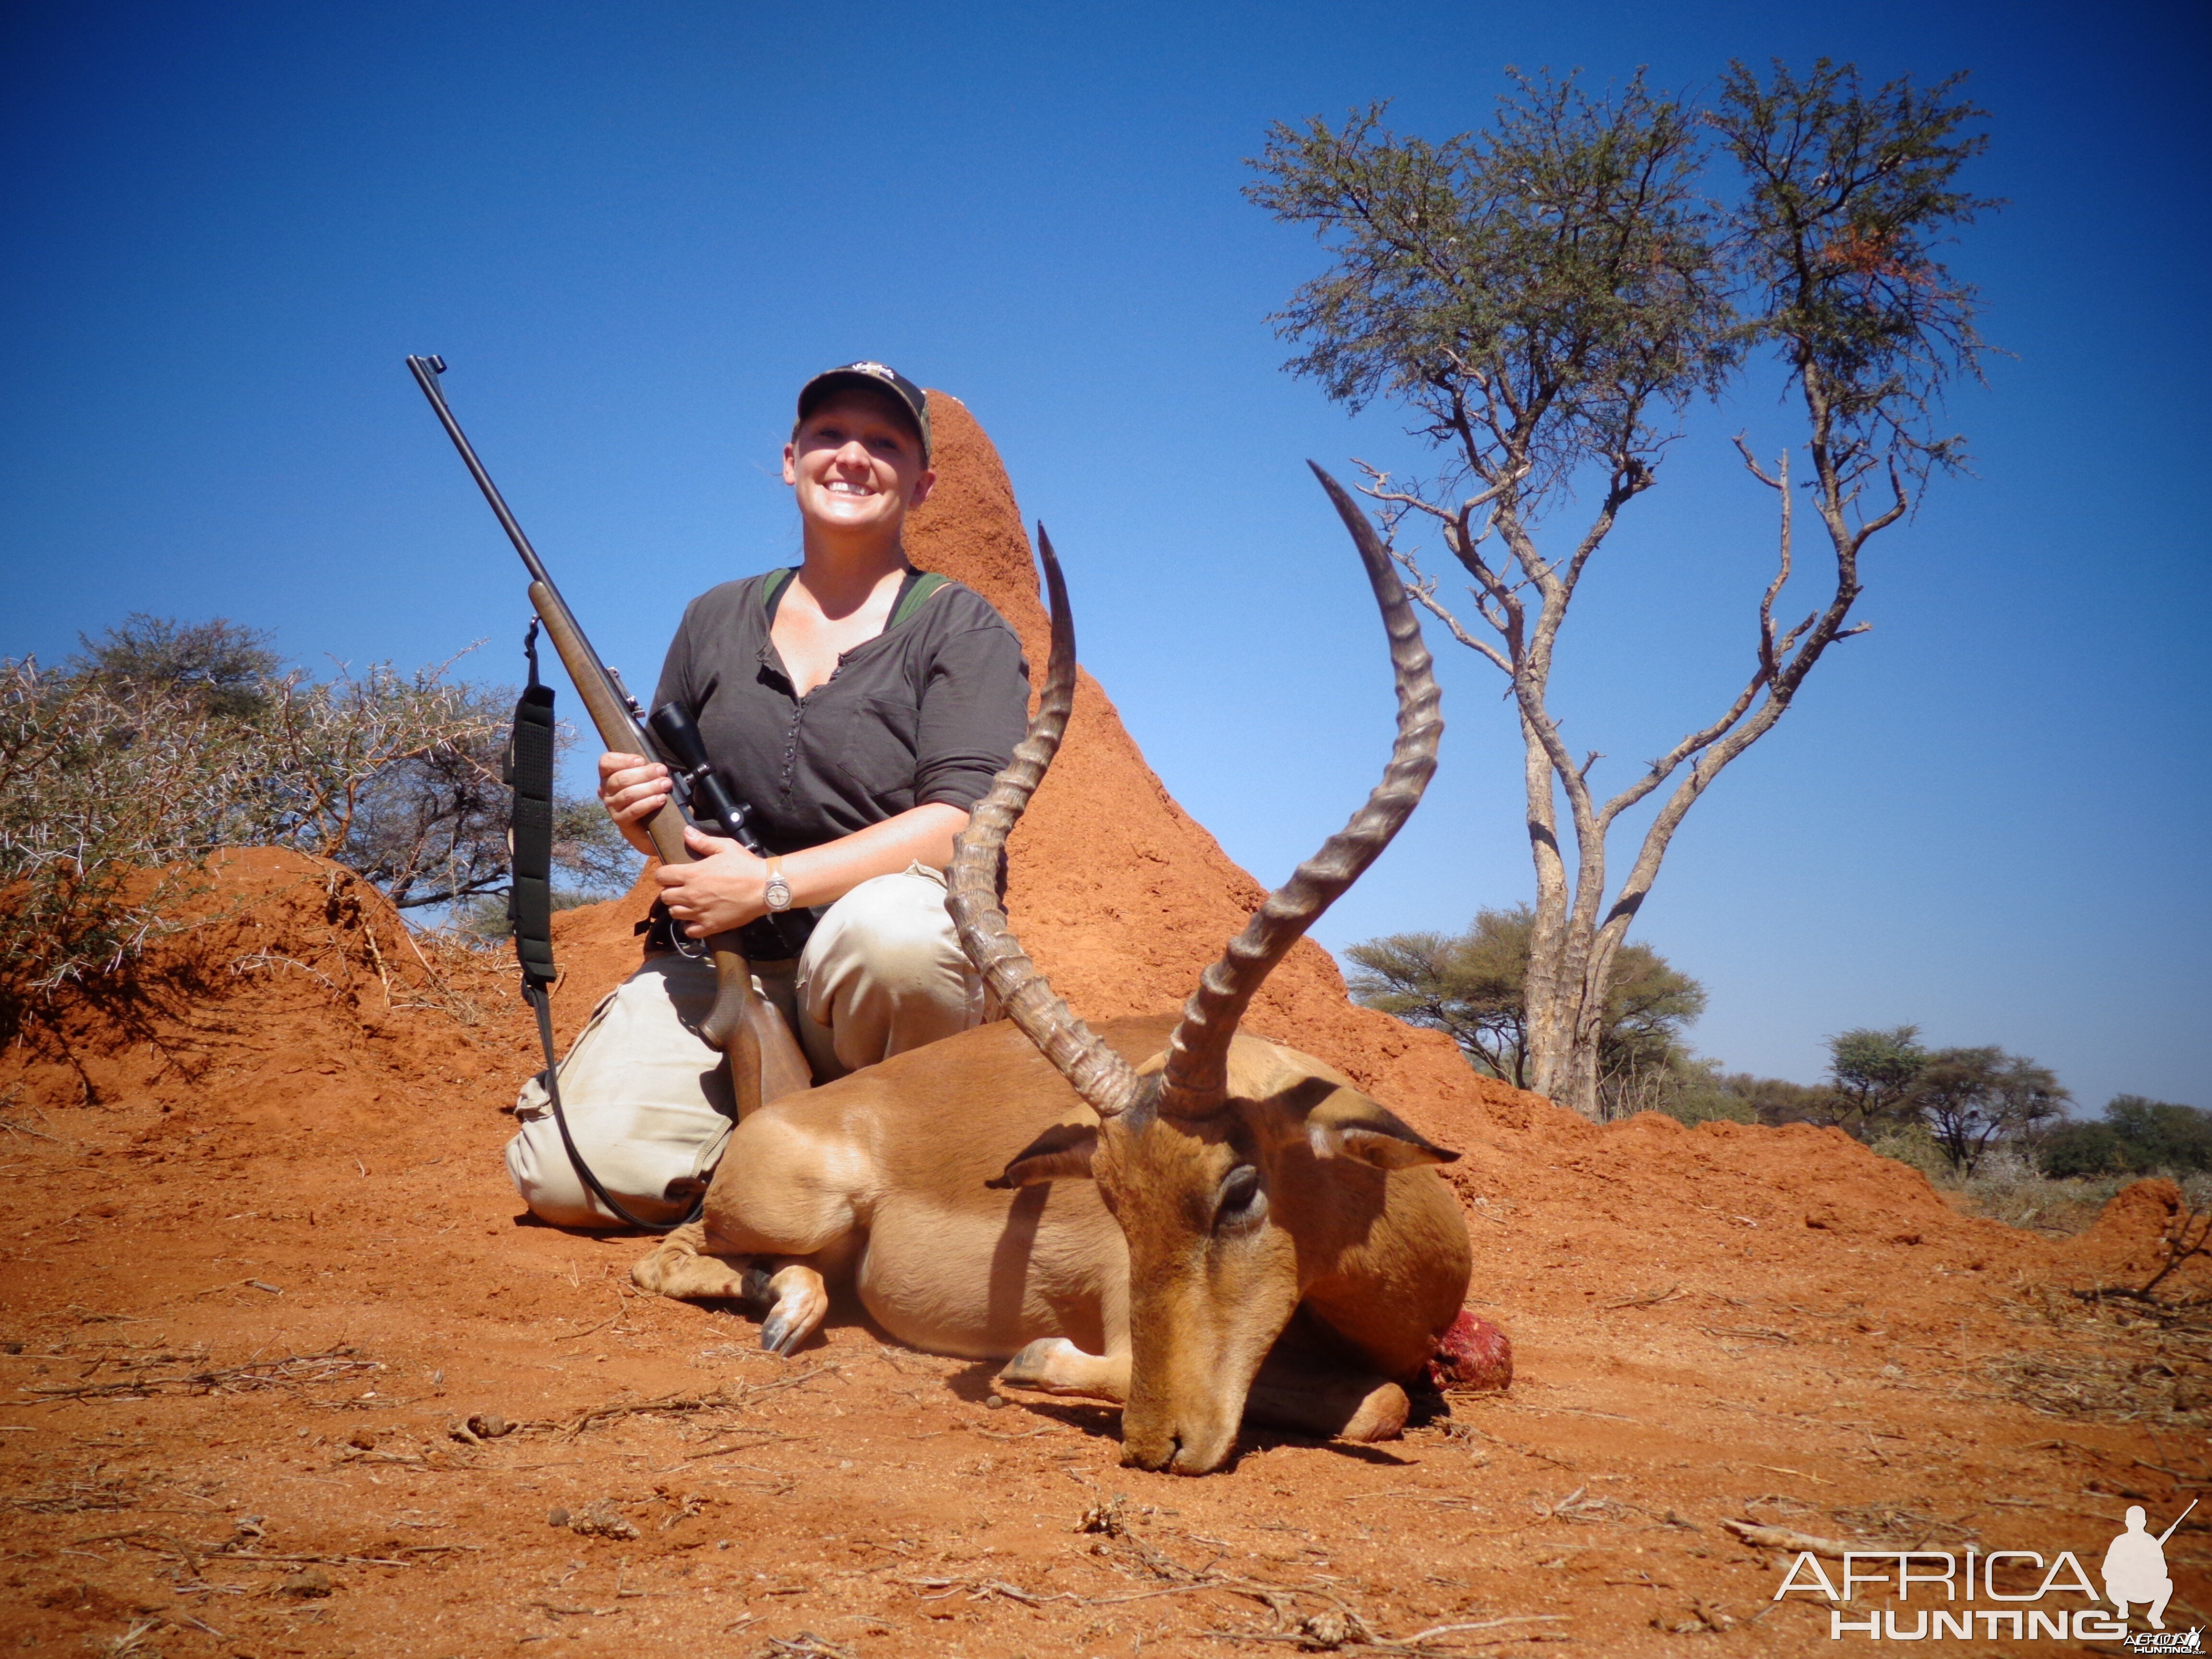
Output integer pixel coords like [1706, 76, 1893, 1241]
[826, 694, 920, 812]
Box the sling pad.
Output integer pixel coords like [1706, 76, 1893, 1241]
[507, 620, 699, 1233]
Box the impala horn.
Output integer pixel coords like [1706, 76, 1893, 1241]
[1154, 464, 1442, 1119]
[948, 469, 1443, 1126]
[947, 527, 1147, 1119]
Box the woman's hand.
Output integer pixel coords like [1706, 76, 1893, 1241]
[598, 751, 673, 856]
[651, 824, 769, 936]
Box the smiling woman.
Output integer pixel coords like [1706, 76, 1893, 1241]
[505, 363, 1034, 1233]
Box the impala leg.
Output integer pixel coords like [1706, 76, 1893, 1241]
[995, 1337, 1131, 1403]
[1241, 1346, 1409, 1443]
[632, 1229, 842, 1355]
[995, 1268, 1130, 1401]
[630, 1111, 865, 1353]
[631, 1222, 771, 1304]
[1242, 1373, 1409, 1442]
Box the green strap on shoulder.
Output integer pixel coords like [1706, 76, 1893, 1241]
[890, 571, 951, 629]
[761, 567, 948, 629]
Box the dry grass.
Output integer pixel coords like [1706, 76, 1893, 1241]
[1870, 1130, 2212, 1237]
[1997, 1284, 2212, 1428]
[380, 923, 512, 1027]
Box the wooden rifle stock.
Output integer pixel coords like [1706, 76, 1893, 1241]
[524, 582, 757, 1057]
[407, 353, 807, 1116]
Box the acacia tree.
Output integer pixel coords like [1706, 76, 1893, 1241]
[78, 613, 281, 719]
[1911, 1046, 2067, 1173]
[1346, 904, 1704, 1117]
[1, 618, 639, 1038]
[1825, 1024, 1929, 1132]
[1247, 61, 1992, 1116]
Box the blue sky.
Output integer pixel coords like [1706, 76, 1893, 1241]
[3, 0, 2205, 1110]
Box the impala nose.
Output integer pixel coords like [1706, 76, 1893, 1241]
[1118, 1426, 1179, 1472]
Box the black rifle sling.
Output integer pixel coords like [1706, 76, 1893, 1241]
[507, 621, 699, 1233]
[507, 624, 558, 982]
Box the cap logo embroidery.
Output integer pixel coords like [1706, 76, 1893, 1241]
[847, 361, 894, 381]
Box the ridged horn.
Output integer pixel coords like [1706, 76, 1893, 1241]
[1156, 464, 1443, 1118]
[947, 526, 1147, 1120]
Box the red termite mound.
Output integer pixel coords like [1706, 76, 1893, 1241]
[915, 393, 1498, 1116]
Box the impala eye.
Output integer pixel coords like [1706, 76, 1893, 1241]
[1215, 1165, 1267, 1232]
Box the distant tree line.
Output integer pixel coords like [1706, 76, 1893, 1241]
[1745, 1023, 2068, 1174]
[0, 614, 636, 1040]
[1348, 912, 2200, 1177]
[2038, 1095, 2212, 1180]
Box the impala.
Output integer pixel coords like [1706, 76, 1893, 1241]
[635, 467, 1472, 1473]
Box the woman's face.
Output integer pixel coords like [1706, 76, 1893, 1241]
[782, 390, 934, 541]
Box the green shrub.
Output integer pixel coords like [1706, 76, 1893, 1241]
[2040, 1119, 2128, 1178]
[1869, 1122, 1952, 1184]
[0, 617, 637, 1042]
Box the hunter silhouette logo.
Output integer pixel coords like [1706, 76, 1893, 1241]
[1768, 1498, 2200, 1644]
[2106, 1500, 2190, 1630]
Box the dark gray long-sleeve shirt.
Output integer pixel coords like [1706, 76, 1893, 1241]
[650, 570, 1030, 857]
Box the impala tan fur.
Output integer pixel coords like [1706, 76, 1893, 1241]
[634, 467, 1471, 1474]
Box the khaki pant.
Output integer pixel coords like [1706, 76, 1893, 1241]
[505, 864, 984, 1229]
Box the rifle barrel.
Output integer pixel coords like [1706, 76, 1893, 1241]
[405, 355, 641, 756]
[405, 353, 792, 1077]
[406, 355, 557, 590]
[2157, 1497, 2198, 1545]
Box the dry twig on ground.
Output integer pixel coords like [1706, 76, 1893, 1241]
[1721, 1519, 1855, 1559]
[16, 1346, 378, 1403]
[527, 1363, 839, 1440]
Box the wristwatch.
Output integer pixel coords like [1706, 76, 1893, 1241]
[763, 859, 793, 914]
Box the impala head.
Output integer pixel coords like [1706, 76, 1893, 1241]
[949, 466, 1454, 1474]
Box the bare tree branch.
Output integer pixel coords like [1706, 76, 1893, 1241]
[1387, 550, 1513, 675]
[1248, 62, 1990, 1114]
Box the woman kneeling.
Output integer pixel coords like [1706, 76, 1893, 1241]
[506, 363, 1029, 1228]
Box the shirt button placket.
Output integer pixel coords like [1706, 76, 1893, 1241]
[780, 704, 801, 798]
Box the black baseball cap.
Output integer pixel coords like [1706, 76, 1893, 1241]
[795, 361, 931, 464]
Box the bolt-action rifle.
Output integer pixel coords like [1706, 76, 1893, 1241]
[405, 354, 809, 1112]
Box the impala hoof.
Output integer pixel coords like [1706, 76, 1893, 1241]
[753, 1265, 829, 1356]
[997, 1338, 1071, 1390]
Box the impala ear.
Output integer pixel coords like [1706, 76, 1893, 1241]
[1301, 1090, 1459, 1171]
[986, 1121, 1101, 1190]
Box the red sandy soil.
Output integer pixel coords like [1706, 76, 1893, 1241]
[1, 398, 2204, 1659]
